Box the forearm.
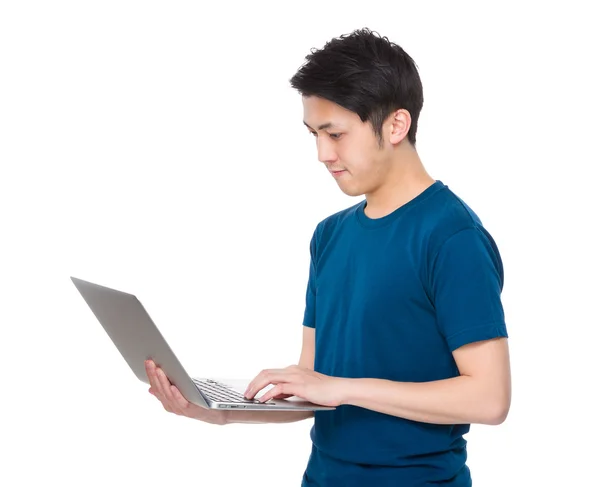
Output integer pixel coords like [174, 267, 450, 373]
[342, 376, 509, 425]
[222, 410, 314, 425]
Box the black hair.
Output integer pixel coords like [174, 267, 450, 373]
[290, 28, 424, 147]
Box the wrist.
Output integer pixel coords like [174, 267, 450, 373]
[336, 377, 357, 405]
[218, 410, 229, 425]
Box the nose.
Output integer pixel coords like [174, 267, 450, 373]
[317, 136, 338, 165]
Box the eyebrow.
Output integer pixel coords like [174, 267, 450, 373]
[303, 121, 341, 131]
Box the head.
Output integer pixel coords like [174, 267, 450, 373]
[290, 28, 424, 197]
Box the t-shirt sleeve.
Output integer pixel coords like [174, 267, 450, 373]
[430, 227, 508, 351]
[302, 229, 318, 329]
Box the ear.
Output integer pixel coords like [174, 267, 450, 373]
[389, 109, 411, 145]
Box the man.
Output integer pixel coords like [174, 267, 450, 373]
[146, 28, 511, 486]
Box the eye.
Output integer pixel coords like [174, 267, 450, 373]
[329, 133, 342, 140]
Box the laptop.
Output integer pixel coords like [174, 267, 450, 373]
[71, 277, 335, 411]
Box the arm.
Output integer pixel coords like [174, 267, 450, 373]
[341, 337, 511, 425]
[253, 336, 511, 425]
[224, 326, 316, 425]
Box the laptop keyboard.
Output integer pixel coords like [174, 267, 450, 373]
[193, 378, 261, 404]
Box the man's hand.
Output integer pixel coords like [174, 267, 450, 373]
[244, 365, 345, 407]
[145, 360, 227, 425]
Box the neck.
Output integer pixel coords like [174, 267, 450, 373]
[364, 146, 435, 219]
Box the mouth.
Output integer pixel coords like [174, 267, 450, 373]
[330, 169, 347, 176]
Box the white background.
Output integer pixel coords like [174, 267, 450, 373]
[1, 1, 599, 485]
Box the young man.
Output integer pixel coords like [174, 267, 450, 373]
[146, 28, 511, 486]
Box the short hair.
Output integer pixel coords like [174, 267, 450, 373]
[290, 28, 424, 147]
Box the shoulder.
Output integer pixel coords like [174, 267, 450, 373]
[427, 183, 482, 231]
[310, 200, 363, 249]
[423, 183, 499, 257]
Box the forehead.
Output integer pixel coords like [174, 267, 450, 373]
[301, 96, 359, 128]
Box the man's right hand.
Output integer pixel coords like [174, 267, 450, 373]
[145, 360, 228, 425]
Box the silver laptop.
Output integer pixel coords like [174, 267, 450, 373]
[71, 277, 335, 411]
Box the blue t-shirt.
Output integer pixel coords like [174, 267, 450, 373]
[301, 180, 508, 487]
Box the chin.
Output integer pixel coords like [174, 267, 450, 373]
[338, 185, 365, 198]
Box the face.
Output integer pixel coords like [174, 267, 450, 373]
[302, 96, 399, 197]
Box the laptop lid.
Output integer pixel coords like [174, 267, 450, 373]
[70, 276, 209, 408]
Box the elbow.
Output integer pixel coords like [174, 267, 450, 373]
[485, 405, 509, 425]
[483, 396, 511, 425]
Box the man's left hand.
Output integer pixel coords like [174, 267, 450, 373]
[244, 365, 346, 407]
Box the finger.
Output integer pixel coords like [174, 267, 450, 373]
[272, 393, 293, 400]
[170, 384, 193, 411]
[145, 360, 160, 389]
[145, 360, 155, 386]
[156, 367, 184, 415]
[145, 361, 163, 398]
[146, 360, 167, 402]
[258, 383, 296, 403]
[148, 388, 164, 401]
[245, 370, 290, 399]
[246, 369, 295, 399]
[244, 370, 272, 399]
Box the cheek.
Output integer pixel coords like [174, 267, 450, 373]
[340, 143, 367, 170]
[348, 151, 382, 178]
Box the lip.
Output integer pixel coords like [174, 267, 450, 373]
[330, 169, 347, 176]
